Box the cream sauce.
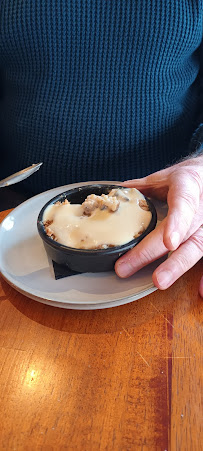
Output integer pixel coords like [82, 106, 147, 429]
[43, 188, 152, 249]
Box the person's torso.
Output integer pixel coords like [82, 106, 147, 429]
[0, 0, 202, 193]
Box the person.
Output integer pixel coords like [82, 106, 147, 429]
[0, 1, 202, 295]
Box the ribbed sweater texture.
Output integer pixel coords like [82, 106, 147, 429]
[0, 0, 203, 194]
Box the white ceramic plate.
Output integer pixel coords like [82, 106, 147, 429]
[0, 182, 168, 310]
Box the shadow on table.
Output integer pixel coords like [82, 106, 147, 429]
[1, 276, 179, 335]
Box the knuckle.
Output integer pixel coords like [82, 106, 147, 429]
[187, 168, 203, 195]
[174, 252, 190, 272]
[136, 246, 155, 264]
[171, 167, 202, 206]
[190, 229, 203, 254]
[179, 194, 198, 219]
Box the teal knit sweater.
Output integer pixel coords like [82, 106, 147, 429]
[0, 1, 202, 195]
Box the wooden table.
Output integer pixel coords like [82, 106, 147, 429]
[0, 209, 202, 451]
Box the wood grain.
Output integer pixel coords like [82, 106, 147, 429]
[0, 209, 202, 450]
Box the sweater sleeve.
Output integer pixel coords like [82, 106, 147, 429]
[188, 39, 203, 157]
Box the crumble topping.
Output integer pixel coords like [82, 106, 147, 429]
[139, 199, 149, 211]
[42, 187, 152, 249]
[82, 193, 120, 215]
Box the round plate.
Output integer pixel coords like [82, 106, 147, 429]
[0, 181, 168, 310]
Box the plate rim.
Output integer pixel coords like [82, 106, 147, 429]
[0, 272, 157, 310]
[0, 181, 166, 309]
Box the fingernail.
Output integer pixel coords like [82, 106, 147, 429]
[156, 270, 172, 288]
[116, 261, 133, 277]
[170, 232, 180, 249]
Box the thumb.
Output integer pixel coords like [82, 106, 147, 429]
[122, 169, 170, 200]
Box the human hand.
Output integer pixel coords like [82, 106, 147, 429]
[115, 155, 203, 296]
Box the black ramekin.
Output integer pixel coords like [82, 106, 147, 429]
[37, 184, 157, 272]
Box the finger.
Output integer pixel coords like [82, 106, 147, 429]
[199, 275, 203, 298]
[153, 227, 203, 290]
[122, 169, 170, 199]
[163, 170, 201, 250]
[115, 219, 168, 278]
[122, 165, 173, 186]
[122, 182, 168, 200]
